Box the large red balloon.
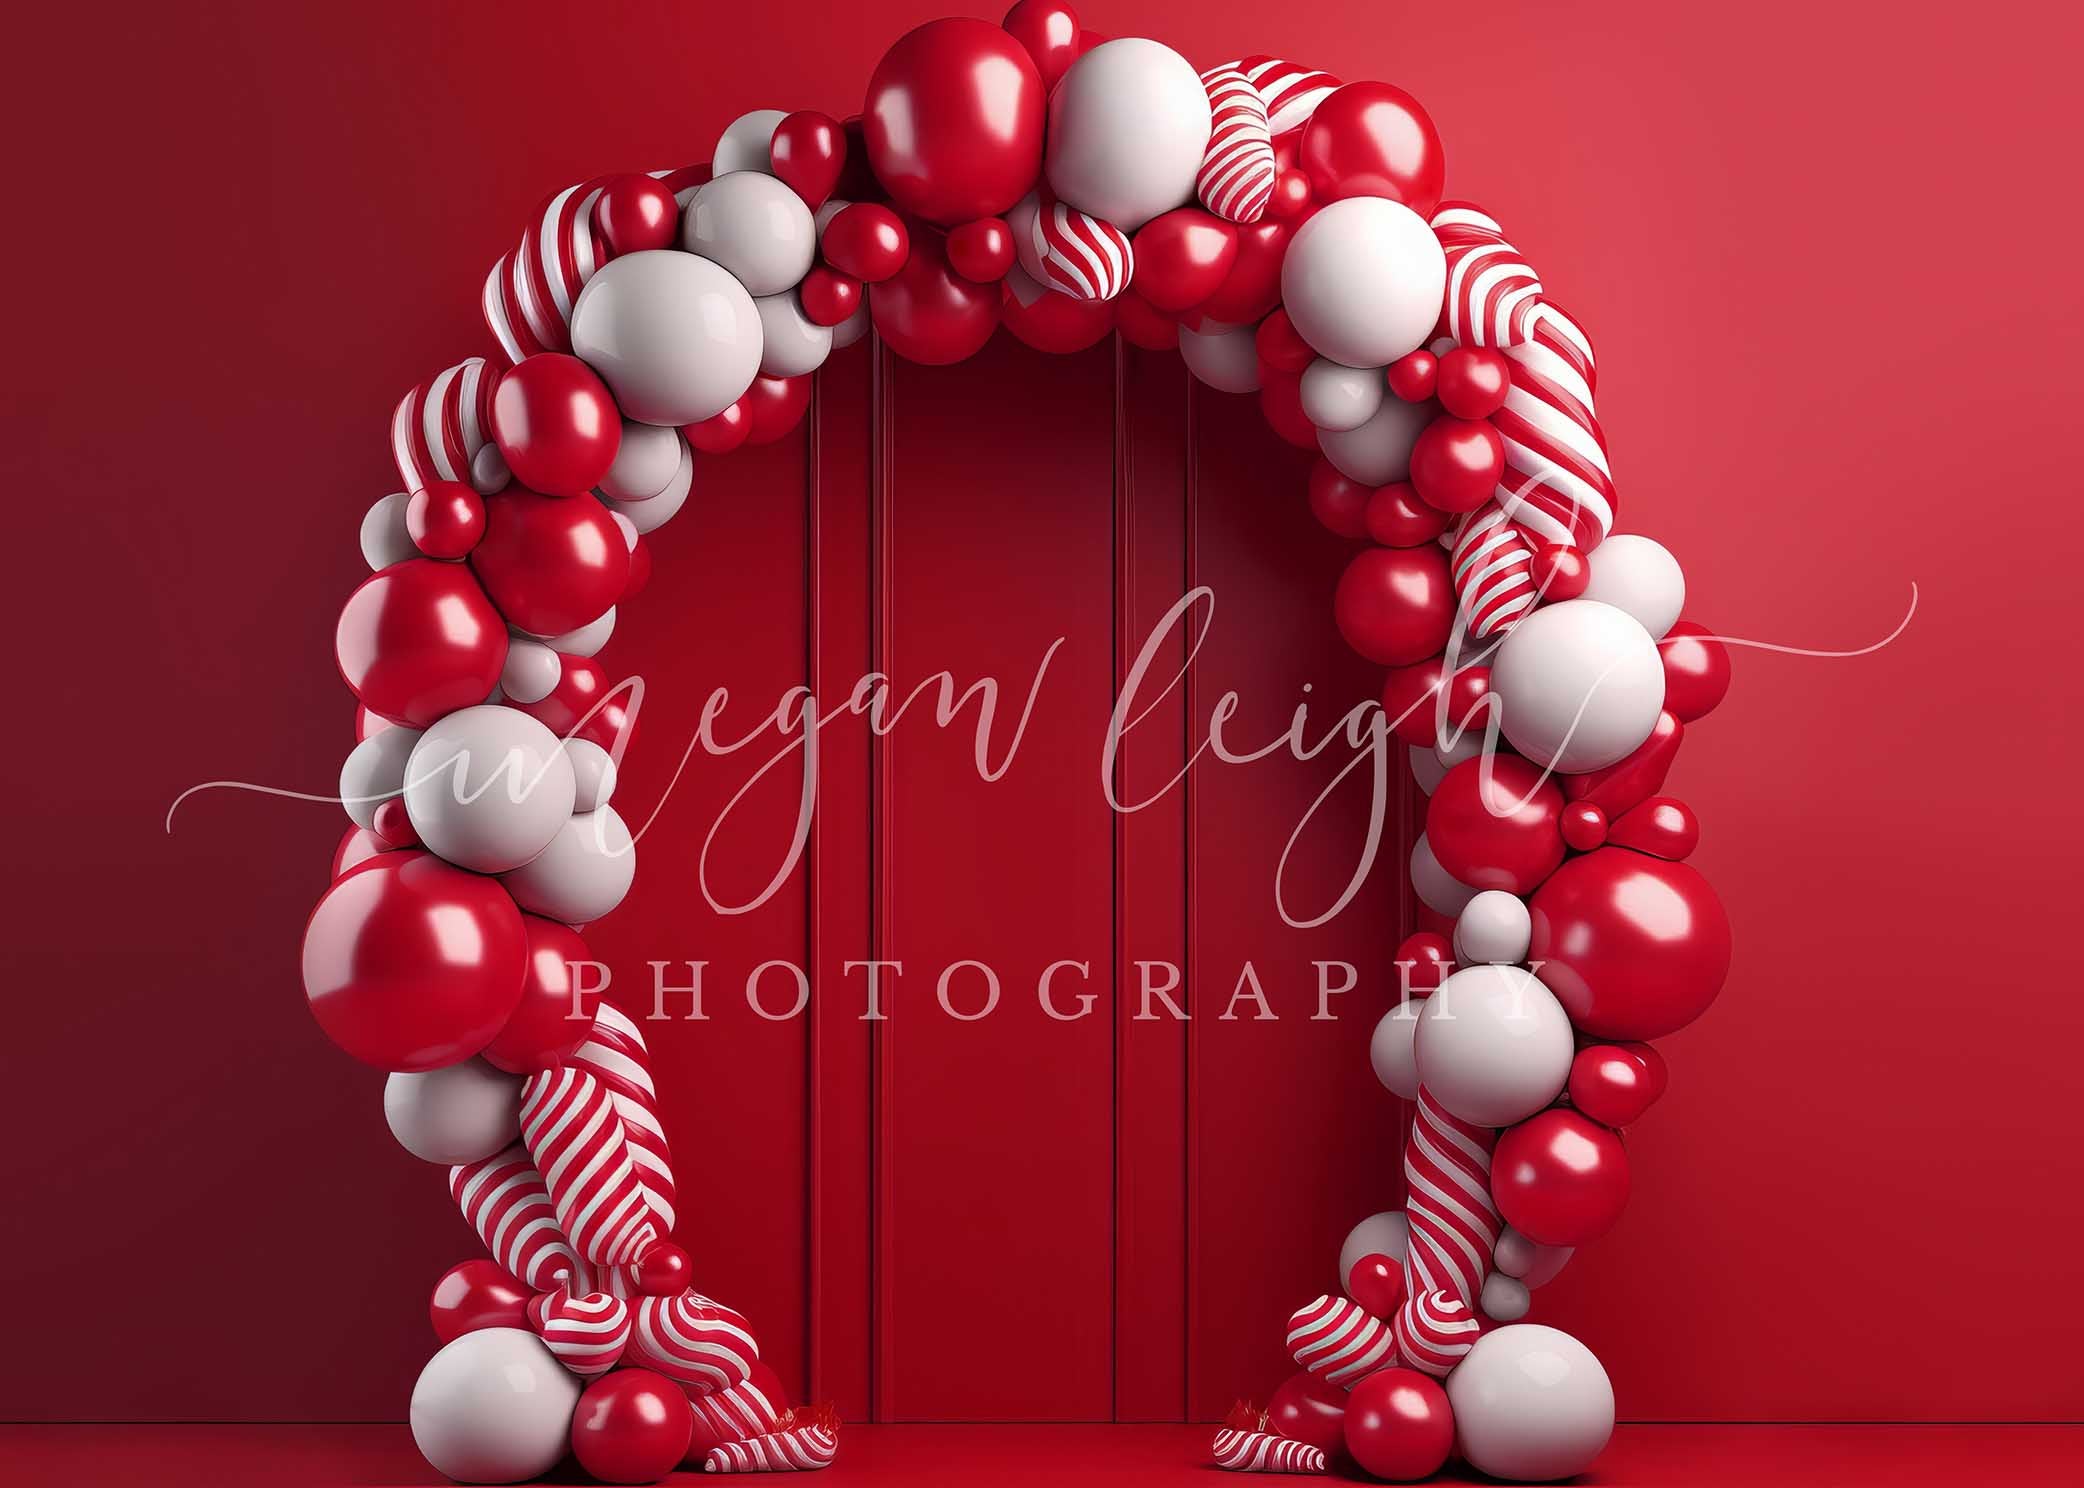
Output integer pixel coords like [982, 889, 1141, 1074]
[489, 353, 620, 498]
[335, 559, 506, 728]
[1528, 847, 1731, 1040]
[1492, 1108, 1632, 1246]
[1425, 755, 1565, 893]
[1267, 1369, 1347, 1455]
[301, 852, 526, 1070]
[1111, 290, 1178, 350]
[571, 1368, 693, 1485]
[1296, 81, 1445, 217]
[512, 654, 636, 753]
[1342, 1367, 1453, 1481]
[871, 229, 1000, 364]
[429, 1260, 530, 1343]
[1333, 545, 1454, 666]
[471, 486, 629, 638]
[480, 915, 596, 1074]
[863, 18, 1045, 225]
[1000, 280, 1112, 354]
[1131, 208, 1237, 312]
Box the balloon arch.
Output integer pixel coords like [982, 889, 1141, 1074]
[310, 7, 1735, 1482]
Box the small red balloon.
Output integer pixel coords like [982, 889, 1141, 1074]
[1436, 346, 1511, 419]
[471, 487, 628, 637]
[1426, 755, 1566, 894]
[684, 400, 750, 455]
[798, 266, 862, 327]
[1346, 1252, 1406, 1320]
[1112, 290, 1178, 350]
[1382, 657, 1489, 748]
[480, 915, 595, 1074]
[1001, 1, 1082, 92]
[1131, 208, 1237, 313]
[1531, 541, 1591, 601]
[513, 654, 635, 754]
[405, 481, 485, 559]
[1409, 416, 1506, 514]
[770, 110, 846, 210]
[1308, 459, 1371, 539]
[1562, 710, 1683, 817]
[370, 796, 419, 850]
[1332, 544, 1454, 666]
[947, 216, 1015, 282]
[1608, 795, 1700, 861]
[1000, 280, 1112, 354]
[430, 1260, 531, 1343]
[1493, 1108, 1632, 1246]
[635, 1242, 693, 1297]
[1267, 1369, 1347, 1455]
[1659, 620, 1733, 722]
[743, 375, 812, 444]
[1364, 481, 1450, 548]
[1394, 931, 1454, 995]
[821, 203, 910, 283]
[1257, 369, 1320, 450]
[863, 18, 1045, 224]
[593, 174, 680, 257]
[1528, 847, 1731, 1040]
[1343, 1366, 1454, 1482]
[623, 535, 653, 600]
[1255, 308, 1315, 375]
[1195, 218, 1292, 326]
[1297, 81, 1446, 217]
[1560, 801, 1608, 852]
[1569, 1043, 1664, 1127]
[571, 1368, 694, 1485]
[1385, 349, 1438, 403]
[335, 560, 506, 728]
[490, 353, 621, 499]
[870, 229, 999, 364]
[1266, 167, 1313, 220]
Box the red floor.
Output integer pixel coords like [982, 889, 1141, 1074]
[1, 1424, 2078, 1486]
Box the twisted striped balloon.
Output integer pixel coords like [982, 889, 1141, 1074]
[704, 1424, 839, 1473]
[1449, 502, 1540, 640]
[1401, 1086, 1502, 1309]
[519, 1066, 660, 1266]
[569, 1003, 679, 1233]
[448, 1143, 581, 1291]
[1212, 1429, 1326, 1474]
[390, 357, 509, 497]
[1196, 66, 1276, 224]
[1492, 302, 1615, 552]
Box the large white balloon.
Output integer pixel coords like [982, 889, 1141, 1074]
[1317, 394, 1430, 485]
[1410, 832, 1477, 916]
[410, 1328, 581, 1483]
[570, 250, 761, 426]
[1581, 533, 1686, 639]
[597, 420, 683, 501]
[383, 1059, 523, 1164]
[1454, 889, 1533, 966]
[613, 440, 693, 536]
[1490, 599, 1666, 772]
[501, 805, 636, 924]
[1447, 1325, 1615, 1481]
[403, 707, 577, 874]
[359, 492, 415, 570]
[1282, 197, 1446, 369]
[713, 108, 787, 175]
[1368, 1006, 1422, 1099]
[1045, 39, 1211, 230]
[1177, 321, 1260, 393]
[340, 726, 422, 830]
[684, 171, 818, 298]
[1338, 1211, 1410, 1294]
[1300, 358, 1384, 432]
[755, 291, 834, 377]
[1416, 965, 1574, 1127]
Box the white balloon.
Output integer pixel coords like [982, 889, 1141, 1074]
[1581, 533, 1686, 639]
[1282, 197, 1446, 369]
[597, 420, 683, 501]
[1447, 1325, 1614, 1482]
[714, 108, 788, 176]
[1410, 832, 1477, 916]
[570, 250, 761, 426]
[613, 440, 693, 535]
[403, 707, 577, 874]
[1045, 39, 1211, 230]
[410, 1328, 580, 1484]
[814, 198, 851, 235]
[1300, 358, 1384, 432]
[1317, 394, 1430, 485]
[340, 725, 422, 830]
[1490, 599, 1666, 772]
[360, 492, 415, 570]
[499, 638, 561, 705]
[1409, 743, 1448, 795]
[830, 300, 871, 350]
[1369, 1006, 1423, 1099]
[544, 608, 614, 658]
[1481, 1272, 1532, 1323]
[566, 738, 618, 813]
[1338, 1211, 1410, 1296]
[383, 1059, 523, 1164]
[1177, 321, 1260, 393]
[1435, 726, 1485, 769]
[1454, 890, 1533, 966]
[471, 443, 511, 495]
[501, 806, 636, 924]
[1493, 1226, 1575, 1289]
[684, 171, 817, 298]
[755, 291, 834, 377]
[1416, 965, 1574, 1127]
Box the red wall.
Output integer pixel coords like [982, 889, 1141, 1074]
[5, 0, 2081, 1426]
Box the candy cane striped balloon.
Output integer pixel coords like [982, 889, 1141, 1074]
[625, 1291, 759, 1394]
[1212, 1429, 1327, 1474]
[704, 1424, 838, 1473]
[482, 179, 610, 364]
[1402, 1086, 1501, 1308]
[1285, 1294, 1397, 1387]
[1220, 56, 1343, 135]
[519, 1066, 660, 1266]
[1197, 66, 1276, 224]
[391, 358, 510, 498]
[569, 1004, 678, 1233]
[1018, 194, 1133, 302]
[526, 1287, 631, 1377]
[1393, 1287, 1482, 1377]
[1431, 201, 1544, 350]
[1450, 502, 1539, 639]
[1493, 301, 1615, 551]
[689, 1375, 783, 1444]
[448, 1143, 581, 1291]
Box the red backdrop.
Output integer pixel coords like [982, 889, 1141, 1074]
[4, 0, 2080, 1427]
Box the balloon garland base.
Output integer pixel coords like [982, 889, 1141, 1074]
[309, 5, 1734, 1482]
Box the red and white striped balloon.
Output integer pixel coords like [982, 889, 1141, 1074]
[527, 1286, 632, 1377]
[391, 358, 509, 498]
[1285, 1294, 1398, 1388]
[482, 179, 612, 365]
[1492, 301, 1616, 551]
[1402, 1086, 1502, 1309]
[624, 1291, 760, 1395]
[1450, 502, 1539, 639]
[1212, 1429, 1327, 1474]
[1219, 56, 1343, 134]
[688, 1375, 783, 1444]
[1196, 66, 1277, 224]
[1432, 202, 1545, 350]
[448, 1143, 581, 1291]
[568, 1004, 678, 1233]
[704, 1424, 839, 1473]
[519, 1067, 660, 1267]
[1393, 1287, 1482, 1377]
[1019, 194, 1133, 302]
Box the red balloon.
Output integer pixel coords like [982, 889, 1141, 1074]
[1569, 1043, 1664, 1127]
[1255, 309, 1315, 375]
[471, 487, 628, 637]
[1493, 1108, 1632, 1246]
[1426, 755, 1566, 894]
[1364, 481, 1450, 548]
[770, 110, 846, 210]
[1409, 416, 1506, 514]
[1660, 620, 1733, 722]
[947, 217, 1015, 282]
[1112, 290, 1178, 350]
[514, 654, 635, 754]
[1531, 541, 1591, 601]
[1562, 710, 1682, 817]
[1266, 166, 1312, 220]
[743, 374, 812, 444]
[1436, 346, 1512, 419]
[1385, 349, 1438, 403]
[1332, 545, 1454, 666]
[490, 353, 621, 498]
[634, 1242, 692, 1297]
[332, 824, 391, 879]
[799, 266, 862, 327]
[1382, 656, 1489, 748]
[571, 1368, 693, 1485]
[301, 852, 526, 1071]
[683, 399, 750, 455]
[863, 18, 1045, 225]
[335, 560, 505, 728]
[405, 481, 485, 560]
[1194, 218, 1292, 326]
[1001, 1, 1081, 91]
[820, 202, 910, 283]
[1297, 81, 1445, 217]
[480, 915, 595, 1074]
[1342, 1367, 1453, 1481]
[1257, 369, 1319, 450]
[429, 1260, 530, 1343]
[593, 174, 680, 257]
[1528, 847, 1731, 1040]
[1560, 801, 1608, 852]
[1131, 208, 1237, 312]
[1394, 931, 1454, 994]
[371, 796, 419, 850]
[1608, 795, 1700, 861]
[1346, 1253, 1405, 1320]
[1307, 459, 1370, 539]
[1267, 1369, 1347, 1455]
[623, 534, 652, 600]
[871, 229, 999, 364]
[1000, 281, 1111, 354]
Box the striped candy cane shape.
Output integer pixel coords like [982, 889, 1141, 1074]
[1394, 1287, 1482, 1377]
[1402, 1087, 1502, 1308]
[1219, 56, 1344, 135]
[625, 1291, 760, 1394]
[1015, 193, 1133, 302]
[526, 1287, 631, 1377]
[1285, 1295, 1397, 1387]
[689, 1375, 784, 1445]
[569, 1004, 678, 1233]
[391, 358, 510, 498]
[1212, 1430, 1327, 1474]
[1431, 202, 1545, 350]
[1450, 502, 1540, 639]
[448, 1143, 581, 1291]
[1492, 301, 1616, 551]
[704, 1425, 839, 1473]
[519, 1066, 660, 1266]
[482, 179, 611, 364]
[1196, 66, 1276, 224]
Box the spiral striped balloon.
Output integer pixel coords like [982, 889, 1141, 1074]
[704, 1424, 839, 1473]
[391, 358, 509, 498]
[526, 1287, 631, 1377]
[1219, 56, 1343, 134]
[1285, 1294, 1397, 1387]
[448, 1144, 581, 1291]
[1431, 202, 1545, 350]
[625, 1291, 760, 1395]
[569, 1004, 678, 1233]
[1212, 1429, 1327, 1474]
[1450, 502, 1539, 639]
[1020, 195, 1133, 302]
[1492, 301, 1615, 551]
[1393, 1288, 1482, 1378]
[519, 1067, 660, 1266]
[482, 179, 610, 364]
[1402, 1087, 1502, 1308]
[689, 1375, 783, 1444]
[1196, 66, 1276, 224]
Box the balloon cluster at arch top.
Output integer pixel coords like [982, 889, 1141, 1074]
[309, 5, 1740, 1482]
